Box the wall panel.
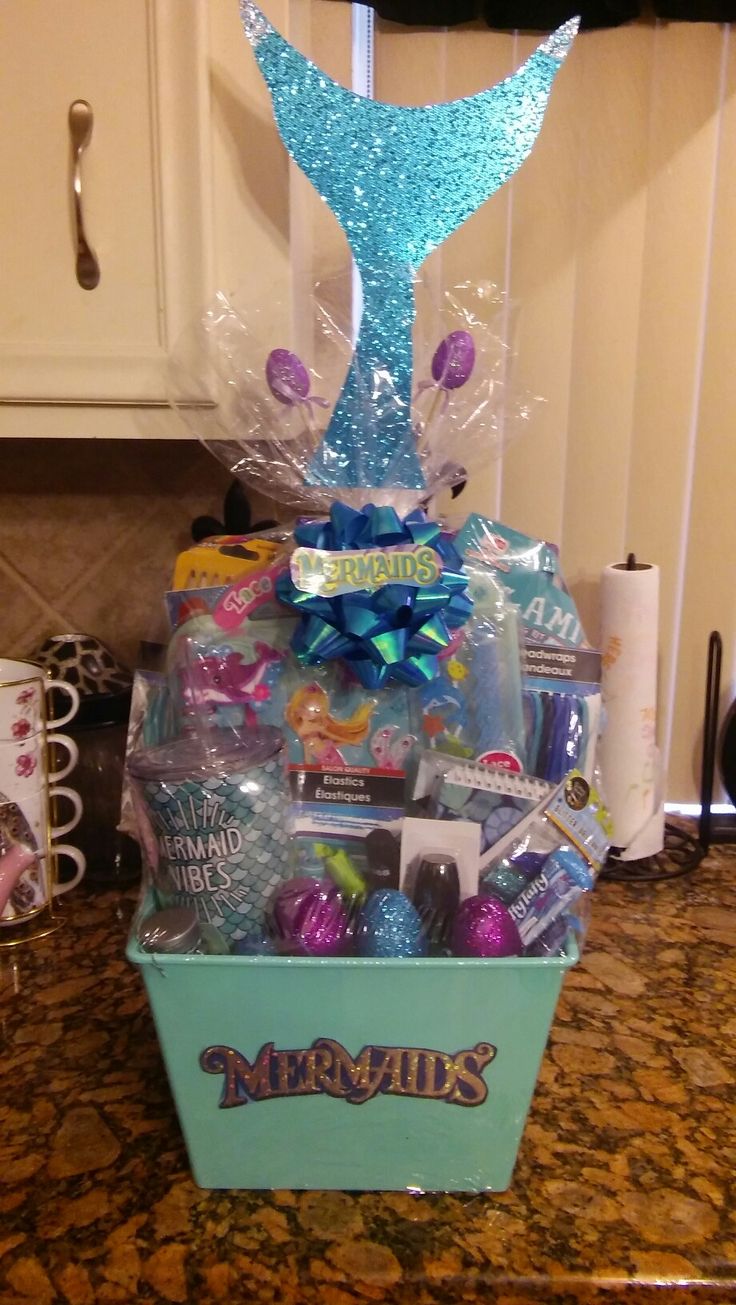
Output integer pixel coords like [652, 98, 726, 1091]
[373, 15, 735, 803]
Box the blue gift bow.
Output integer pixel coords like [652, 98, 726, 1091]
[276, 504, 473, 688]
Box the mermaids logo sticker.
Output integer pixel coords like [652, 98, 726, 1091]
[201, 1038, 496, 1108]
[291, 545, 442, 597]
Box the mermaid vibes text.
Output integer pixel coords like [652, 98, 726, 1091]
[157, 797, 244, 894]
[201, 1039, 496, 1108]
[160, 827, 241, 892]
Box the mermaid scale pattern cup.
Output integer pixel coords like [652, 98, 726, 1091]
[128, 726, 291, 945]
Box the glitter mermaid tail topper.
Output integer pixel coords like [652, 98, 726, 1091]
[239, 2, 579, 491]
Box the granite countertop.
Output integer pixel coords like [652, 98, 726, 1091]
[1, 839, 735, 1304]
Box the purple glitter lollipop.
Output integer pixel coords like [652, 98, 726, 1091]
[414, 330, 476, 455]
[270, 875, 349, 957]
[265, 348, 329, 417]
[451, 894, 522, 958]
[415, 329, 476, 409]
[431, 330, 476, 391]
[266, 348, 310, 404]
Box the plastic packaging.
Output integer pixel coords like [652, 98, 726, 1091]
[413, 564, 526, 766]
[453, 513, 603, 783]
[455, 513, 590, 648]
[414, 751, 554, 861]
[166, 612, 293, 742]
[168, 279, 538, 516]
[479, 772, 611, 956]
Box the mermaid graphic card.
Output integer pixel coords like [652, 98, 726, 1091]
[283, 662, 416, 830]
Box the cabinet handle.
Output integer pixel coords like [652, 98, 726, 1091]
[68, 100, 100, 290]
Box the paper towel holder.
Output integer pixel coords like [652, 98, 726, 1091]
[600, 550, 703, 883]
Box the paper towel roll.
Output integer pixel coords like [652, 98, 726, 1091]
[598, 561, 664, 855]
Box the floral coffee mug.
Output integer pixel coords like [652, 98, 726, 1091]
[0, 659, 85, 932]
[0, 657, 78, 739]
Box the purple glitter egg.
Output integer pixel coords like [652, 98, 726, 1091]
[265, 348, 311, 405]
[431, 330, 475, 391]
[451, 894, 522, 958]
[270, 876, 349, 956]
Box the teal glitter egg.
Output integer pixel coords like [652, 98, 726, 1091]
[356, 889, 427, 958]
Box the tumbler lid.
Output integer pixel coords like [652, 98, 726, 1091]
[127, 723, 284, 782]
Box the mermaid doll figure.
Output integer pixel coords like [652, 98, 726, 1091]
[285, 683, 374, 766]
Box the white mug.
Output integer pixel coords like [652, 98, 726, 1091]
[0, 730, 79, 793]
[0, 658, 85, 927]
[0, 657, 79, 739]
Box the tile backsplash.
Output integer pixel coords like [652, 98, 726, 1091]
[0, 440, 276, 671]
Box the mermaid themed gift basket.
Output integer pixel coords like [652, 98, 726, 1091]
[126, 2, 609, 1192]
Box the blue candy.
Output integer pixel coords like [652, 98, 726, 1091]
[543, 845, 594, 890]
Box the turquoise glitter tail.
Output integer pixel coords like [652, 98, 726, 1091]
[239, 3, 578, 490]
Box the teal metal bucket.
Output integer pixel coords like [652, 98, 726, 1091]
[127, 932, 577, 1192]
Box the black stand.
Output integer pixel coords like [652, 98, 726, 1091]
[601, 822, 703, 883]
[602, 628, 736, 879]
[698, 630, 736, 851]
[600, 616, 709, 884]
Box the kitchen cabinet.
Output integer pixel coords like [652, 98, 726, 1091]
[0, 0, 210, 438]
[0, 0, 355, 439]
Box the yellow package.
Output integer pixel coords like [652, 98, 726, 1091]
[171, 536, 282, 591]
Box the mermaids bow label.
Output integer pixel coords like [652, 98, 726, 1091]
[201, 1038, 496, 1108]
[291, 544, 442, 597]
